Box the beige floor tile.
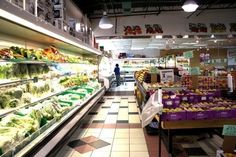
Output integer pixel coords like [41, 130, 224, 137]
[105, 115, 117, 124]
[84, 132, 100, 137]
[86, 129, 102, 135]
[72, 151, 92, 157]
[130, 132, 145, 138]
[93, 145, 112, 152]
[116, 129, 129, 133]
[110, 152, 129, 157]
[112, 144, 130, 151]
[115, 132, 129, 138]
[109, 108, 119, 113]
[130, 129, 144, 134]
[130, 138, 146, 144]
[101, 129, 115, 134]
[111, 103, 120, 107]
[120, 102, 128, 106]
[130, 144, 148, 152]
[128, 115, 140, 123]
[100, 133, 115, 138]
[113, 138, 129, 145]
[117, 116, 128, 121]
[119, 108, 129, 112]
[128, 108, 138, 112]
[98, 109, 109, 115]
[99, 137, 113, 144]
[91, 151, 110, 157]
[130, 152, 149, 157]
[100, 129, 115, 138]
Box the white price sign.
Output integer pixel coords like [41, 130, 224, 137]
[160, 69, 174, 83]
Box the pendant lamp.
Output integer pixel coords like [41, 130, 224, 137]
[182, 0, 199, 12]
[99, 12, 113, 29]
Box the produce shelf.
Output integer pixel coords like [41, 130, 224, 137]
[14, 87, 105, 157]
[0, 84, 82, 118]
[0, 59, 96, 65]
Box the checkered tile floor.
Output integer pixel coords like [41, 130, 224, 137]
[56, 92, 222, 157]
[56, 95, 151, 157]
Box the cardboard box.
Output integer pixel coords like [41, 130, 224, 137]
[223, 136, 236, 153]
[150, 73, 158, 83]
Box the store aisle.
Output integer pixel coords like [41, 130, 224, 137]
[56, 94, 168, 157]
[55, 91, 220, 157]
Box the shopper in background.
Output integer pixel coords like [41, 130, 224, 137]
[114, 64, 121, 87]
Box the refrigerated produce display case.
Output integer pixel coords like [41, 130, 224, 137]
[0, 1, 105, 156]
[112, 58, 158, 83]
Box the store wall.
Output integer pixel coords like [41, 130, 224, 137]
[65, 0, 91, 28]
[130, 49, 160, 58]
[92, 9, 236, 37]
[160, 48, 228, 67]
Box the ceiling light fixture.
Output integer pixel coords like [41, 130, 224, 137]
[183, 35, 189, 38]
[182, 0, 199, 12]
[228, 34, 233, 38]
[211, 34, 215, 38]
[131, 47, 144, 50]
[99, 12, 113, 29]
[196, 39, 199, 43]
[214, 40, 217, 43]
[155, 35, 163, 39]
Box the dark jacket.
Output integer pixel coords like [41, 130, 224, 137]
[114, 67, 120, 75]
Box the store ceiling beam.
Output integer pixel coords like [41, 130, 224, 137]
[89, 6, 236, 19]
[196, 0, 222, 16]
[187, 0, 220, 19]
[144, 0, 152, 17]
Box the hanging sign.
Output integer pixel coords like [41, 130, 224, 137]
[188, 23, 207, 33]
[183, 51, 194, 59]
[159, 69, 174, 83]
[223, 125, 236, 136]
[190, 67, 200, 75]
[210, 23, 226, 33]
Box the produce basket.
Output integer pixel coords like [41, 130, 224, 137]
[187, 110, 214, 120]
[207, 93, 215, 102]
[199, 95, 208, 102]
[188, 94, 200, 103]
[0, 118, 57, 157]
[162, 111, 186, 121]
[213, 110, 234, 119]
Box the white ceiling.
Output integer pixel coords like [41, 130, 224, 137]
[97, 37, 236, 53]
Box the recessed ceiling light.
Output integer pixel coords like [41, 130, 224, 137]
[149, 43, 163, 46]
[182, 42, 197, 45]
[196, 39, 199, 43]
[228, 34, 233, 38]
[155, 35, 163, 39]
[182, 0, 199, 12]
[146, 47, 159, 49]
[130, 47, 144, 50]
[214, 40, 217, 43]
[172, 40, 176, 44]
[183, 35, 189, 38]
[211, 34, 215, 38]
